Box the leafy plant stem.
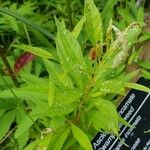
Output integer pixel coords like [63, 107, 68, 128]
[75, 76, 95, 123]
[83, 76, 95, 102]
[0, 49, 20, 88]
[66, 0, 73, 30]
[75, 103, 82, 123]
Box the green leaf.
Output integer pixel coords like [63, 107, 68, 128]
[138, 33, 150, 43]
[137, 7, 144, 22]
[48, 102, 76, 117]
[55, 88, 82, 105]
[101, 0, 117, 31]
[55, 18, 89, 88]
[37, 134, 52, 150]
[124, 22, 142, 49]
[120, 69, 140, 82]
[94, 79, 125, 95]
[47, 126, 68, 150]
[0, 88, 48, 104]
[0, 110, 5, 118]
[105, 19, 113, 49]
[15, 115, 38, 138]
[29, 28, 55, 49]
[71, 16, 86, 39]
[43, 59, 67, 87]
[139, 60, 150, 70]
[118, 116, 134, 128]
[89, 110, 109, 132]
[144, 129, 150, 133]
[53, 128, 70, 150]
[71, 124, 93, 150]
[50, 116, 65, 129]
[48, 77, 54, 107]
[14, 44, 55, 59]
[17, 130, 29, 150]
[117, 8, 134, 25]
[20, 83, 48, 93]
[112, 50, 127, 68]
[62, 137, 76, 150]
[20, 73, 48, 85]
[0, 98, 17, 110]
[24, 140, 40, 150]
[94, 99, 119, 134]
[0, 8, 54, 40]
[125, 82, 150, 93]
[84, 0, 103, 45]
[56, 18, 86, 70]
[0, 110, 16, 140]
[142, 70, 150, 80]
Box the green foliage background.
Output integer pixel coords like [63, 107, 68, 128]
[0, 0, 150, 149]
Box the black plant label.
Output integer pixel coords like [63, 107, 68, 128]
[92, 77, 150, 150]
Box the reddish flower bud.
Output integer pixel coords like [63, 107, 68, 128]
[89, 47, 97, 60]
[14, 52, 35, 73]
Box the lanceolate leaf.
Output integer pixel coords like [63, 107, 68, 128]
[56, 18, 86, 70]
[118, 116, 134, 128]
[105, 19, 113, 49]
[144, 129, 150, 133]
[17, 130, 29, 150]
[139, 60, 150, 70]
[94, 99, 119, 134]
[0, 8, 54, 40]
[142, 70, 150, 80]
[102, 22, 142, 68]
[71, 16, 86, 39]
[84, 0, 103, 45]
[24, 140, 40, 150]
[29, 28, 55, 49]
[37, 134, 52, 150]
[122, 69, 140, 82]
[123, 22, 142, 49]
[53, 127, 70, 150]
[94, 79, 125, 95]
[101, 0, 117, 30]
[15, 115, 38, 138]
[14, 44, 55, 60]
[55, 18, 89, 88]
[47, 126, 68, 150]
[0, 88, 48, 103]
[20, 73, 48, 85]
[0, 110, 16, 140]
[89, 110, 108, 131]
[71, 124, 93, 150]
[43, 59, 73, 88]
[125, 82, 150, 93]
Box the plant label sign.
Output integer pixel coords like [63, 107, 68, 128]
[92, 77, 150, 150]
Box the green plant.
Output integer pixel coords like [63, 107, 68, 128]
[0, 0, 150, 150]
[114, 0, 145, 29]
